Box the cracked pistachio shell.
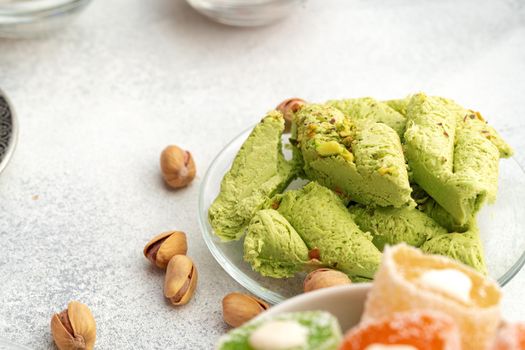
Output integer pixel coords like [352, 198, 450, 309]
[164, 255, 198, 306]
[50, 301, 96, 350]
[222, 292, 269, 328]
[143, 231, 188, 269]
[304, 268, 351, 293]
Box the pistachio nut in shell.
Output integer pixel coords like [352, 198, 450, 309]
[164, 255, 198, 306]
[304, 268, 351, 293]
[222, 292, 269, 328]
[50, 301, 96, 350]
[275, 98, 306, 133]
[160, 145, 196, 189]
[143, 231, 188, 269]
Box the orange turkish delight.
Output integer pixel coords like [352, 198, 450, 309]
[339, 310, 460, 350]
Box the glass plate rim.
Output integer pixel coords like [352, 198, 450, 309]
[198, 125, 525, 304]
[496, 158, 525, 285]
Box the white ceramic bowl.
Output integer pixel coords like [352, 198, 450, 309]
[254, 284, 371, 333]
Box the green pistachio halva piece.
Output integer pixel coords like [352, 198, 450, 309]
[244, 209, 309, 278]
[384, 98, 410, 117]
[208, 111, 297, 241]
[276, 181, 381, 280]
[387, 95, 513, 158]
[217, 311, 342, 350]
[437, 96, 513, 158]
[349, 201, 486, 274]
[411, 183, 470, 233]
[404, 93, 500, 225]
[348, 204, 447, 250]
[294, 104, 413, 208]
[421, 222, 487, 274]
[326, 97, 407, 136]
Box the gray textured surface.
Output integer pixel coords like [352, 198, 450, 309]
[0, 0, 525, 348]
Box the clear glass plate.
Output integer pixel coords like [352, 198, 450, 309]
[198, 126, 525, 304]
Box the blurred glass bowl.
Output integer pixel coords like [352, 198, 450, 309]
[185, 0, 302, 27]
[0, 0, 91, 38]
[0, 88, 18, 176]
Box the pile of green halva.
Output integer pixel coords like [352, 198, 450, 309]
[208, 93, 512, 281]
